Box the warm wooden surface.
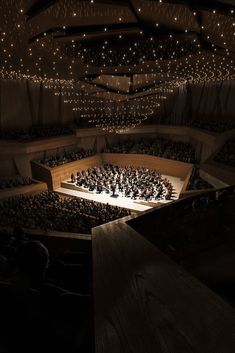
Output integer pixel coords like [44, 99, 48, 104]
[179, 189, 213, 199]
[57, 184, 152, 212]
[0, 181, 47, 200]
[0, 134, 78, 155]
[32, 154, 193, 191]
[23, 227, 92, 241]
[101, 153, 193, 179]
[0, 124, 233, 161]
[76, 125, 219, 146]
[50, 155, 102, 189]
[92, 221, 235, 353]
[31, 161, 53, 189]
[180, 168, 193, 193]
[117, 125, 218, 145]
[200, 169, 228, 189]
[76, 128, 105, 138]
[201, 163, 235, 186]
[31, 155, 103, 190]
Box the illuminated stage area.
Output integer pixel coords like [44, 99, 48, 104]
[56, 174, 184, 212]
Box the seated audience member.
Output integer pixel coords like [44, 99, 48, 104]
[0, 125, 73, 142]
[191, 120, 235, 133]
[214, 139, 235, 168]
[0, 238, 91, 353]
[102, 137, 196, 163]
[187, 167, 213, 190]
[0, 191, 130, 234]
[14, 240, 49, 289]
[37, 148, 94, 168]
[9, 225, 28, 248]
[0, 241, 48, 352]
[0, 175, 33, 190]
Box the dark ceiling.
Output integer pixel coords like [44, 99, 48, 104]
[0, 0, 235, 131]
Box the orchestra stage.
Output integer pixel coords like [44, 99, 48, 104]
[55, 175, 184, 212]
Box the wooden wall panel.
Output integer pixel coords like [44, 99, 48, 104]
[101, 153, 193, 180]
[0, 135, 78, 156]
[31, 162, 53, 189]
[76, 125, 223, 163]
[1, 125, 231, 180]
[200, 163, 235, 186]
[25, 135, 78, 154]
[32, 155, 103, 190]
[0, 181, 47, 200]
[115, 125, 217, 145]
[32, 154, 193, 191]
[0, 157, 18, 178]
[200, 169, 228, 189]
[181, 167, 194, 193]
[51, 155, 103, 189]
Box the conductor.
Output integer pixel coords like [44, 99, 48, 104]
[111, 183, 116, 197]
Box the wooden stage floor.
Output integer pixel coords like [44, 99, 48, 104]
[56, 175, 184, 212]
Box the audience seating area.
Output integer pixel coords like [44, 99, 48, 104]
[0, 191, 130, 234]
[214, 139, 235, 168]
[0, 226, 93, 353]
[130, 186, 234, 259]
[37, 148, 95, 168]
[128, 186, 235, 306]
[145, 119, 235, 133]
[0, 125, 73, 142]
[0, 176, 34, 190]
[190, 120, 235, 133]
[186, 167, 213, 191]
[103, 137, 197, 163]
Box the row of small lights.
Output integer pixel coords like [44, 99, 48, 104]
[0, 3, 234, 77]
[0, 1, 234, 132]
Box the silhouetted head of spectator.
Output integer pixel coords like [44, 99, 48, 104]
[15, 241, 49, 288]
[13, 225, 25, 240]
[9, 225, 28, 249]
[191, 197, 210, 221]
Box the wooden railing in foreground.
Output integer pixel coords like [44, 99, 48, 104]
[92, 217, 235, 353]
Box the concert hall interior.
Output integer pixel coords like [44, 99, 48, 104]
[0, 1, 235, 352]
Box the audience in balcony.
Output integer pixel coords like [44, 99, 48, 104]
[0, 125, 73, 142]
[0, 191, 130, 234]
[38, 148, 94, 168]
[214, 139, 235, 168]
[0, 176, 33, 190]
[146, 118, 235, 133]
[190, 120, 235, 133]
[103, 137, 196, 163]
[187, 167, 213, 191]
